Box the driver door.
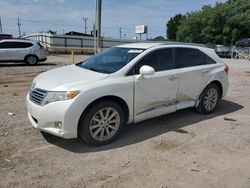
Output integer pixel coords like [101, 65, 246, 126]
[131, 48, 179, 122]
[0, 42, 10, 60]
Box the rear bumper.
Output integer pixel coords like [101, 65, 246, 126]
[221, 75, 229, 98]
[222, 82, 229, 98]
[39, 58, 47, 62]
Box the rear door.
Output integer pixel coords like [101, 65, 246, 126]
[173, 47, 218, 102]
[8, 42, 33, 60]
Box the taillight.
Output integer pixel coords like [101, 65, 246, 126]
[224, 65, 229, 73]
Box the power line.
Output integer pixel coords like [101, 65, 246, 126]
[22, 19, 80, 28]
[1, 27, 16, 32]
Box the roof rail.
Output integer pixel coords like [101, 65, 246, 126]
[160, 41, 207, 47]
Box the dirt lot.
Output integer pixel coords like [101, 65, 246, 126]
[0, 56, 250, 188]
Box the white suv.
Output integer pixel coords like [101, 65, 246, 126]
[0, 39, 47, 65]
[26, 43, 229, 145]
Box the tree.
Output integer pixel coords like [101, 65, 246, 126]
[47, 29, 57, 34]
[166, 14, 185, 40]
[153, 36, 165, 40]
[167, 0, 250, 46]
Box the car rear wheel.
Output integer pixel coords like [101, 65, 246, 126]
[25, 55, 38, 65]
[79, 101, 125, 146]
[196, 83, 220, 114]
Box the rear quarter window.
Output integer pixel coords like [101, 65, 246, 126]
[37, 43, 44, 48]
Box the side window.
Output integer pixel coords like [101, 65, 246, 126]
[0, 42, 5, 48]
[21, 42, 33, 48]
[0, 42, 20, 48]
[204, 53, 216, 64]
[13, 42, 33, 48]
[128, 48, 173, 75]
[0, 42, 33, 49]
[175, 48, 207, 68]
[12, 42, 22, 48]
[0, 42, 12, 48]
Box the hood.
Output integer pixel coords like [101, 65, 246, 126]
[33, 65, 108, 91]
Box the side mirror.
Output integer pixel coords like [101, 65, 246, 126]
[139, 65, 155, 76]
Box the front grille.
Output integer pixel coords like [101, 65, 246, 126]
[29, 88, 47, 105]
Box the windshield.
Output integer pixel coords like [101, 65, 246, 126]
[76, 47, 144, 74]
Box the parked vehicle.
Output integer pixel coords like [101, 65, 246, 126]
[215, 45, 236, 58]
[235, 38, 250, 47]
[27, 43, 229, 146]
[0, 34, 13, 40]
[0, 39, 47, 65]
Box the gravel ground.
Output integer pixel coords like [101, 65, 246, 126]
[0, 56, 250, 188]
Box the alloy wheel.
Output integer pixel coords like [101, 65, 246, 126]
[203, 87, 218, 111]
[89, 107, 120, 141]
[27, 56, 37, 65]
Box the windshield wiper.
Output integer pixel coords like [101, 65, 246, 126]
[84, 65, 104, 73]
[76, 63, 109, 74]
[89, 67, 103, 73]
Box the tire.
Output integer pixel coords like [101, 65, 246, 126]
[196, 83, 220, 114]
[78, 101, 125, 146]
[25, 55, 38, 65]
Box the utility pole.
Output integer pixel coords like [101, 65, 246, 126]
[83, 17, 88, 34]
[17, 17, 21, 37]
[93, 23, 96, 53]
[119, 27, 122, 40]
[95, 0, 102, 52]
[0, 16, 2, 34]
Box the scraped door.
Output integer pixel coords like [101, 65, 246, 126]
[133, 48, 179, 122]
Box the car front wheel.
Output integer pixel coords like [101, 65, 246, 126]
[196, 83, 220, 114]
[79, 101, 125, 146]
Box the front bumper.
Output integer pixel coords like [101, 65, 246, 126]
[26, 94, 78, 139]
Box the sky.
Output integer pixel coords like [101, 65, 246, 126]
[0, 0, 226, 39]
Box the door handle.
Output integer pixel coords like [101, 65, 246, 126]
[202, 69, 209, 73]
[169, 75, 179, 80]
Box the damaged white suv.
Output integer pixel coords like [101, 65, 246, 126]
[27, 43, 229, 146]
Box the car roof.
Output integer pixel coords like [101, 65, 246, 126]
[117, 42, 207, 50]
[0, 39, 36, 43]
[117, 42, 164, 49]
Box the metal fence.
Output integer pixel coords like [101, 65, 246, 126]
[231, 46, 250, 60]
[23, 33, 138, 54]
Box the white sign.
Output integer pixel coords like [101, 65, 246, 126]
[135, 25, 148, 34]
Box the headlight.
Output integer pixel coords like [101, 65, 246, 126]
[31, 81, 36, 90]
[42, 90, 80, 105]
